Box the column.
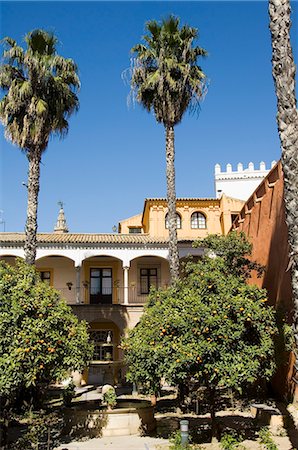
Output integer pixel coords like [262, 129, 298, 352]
[75, 265, 81, 304]
[123, 266, 129, 305]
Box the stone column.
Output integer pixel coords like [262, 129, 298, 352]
[75, 265, 81, 304]
[123, 266, 130, 305]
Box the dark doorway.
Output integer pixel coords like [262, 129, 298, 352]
[90, 268, 112, 304]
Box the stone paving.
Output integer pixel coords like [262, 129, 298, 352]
[56, 435, 169, 450]
[56, 433, 295, 450]
[55, 389, 298, 449]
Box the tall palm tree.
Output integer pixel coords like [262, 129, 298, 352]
[130, 16, 207, 282]
[0, 30, 79, 264]
[269, 0, 298, 356]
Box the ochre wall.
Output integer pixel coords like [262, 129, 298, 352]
[131, 197, 244, 239]
[234, 162, 294, 400]
[119, 213, 143, 233]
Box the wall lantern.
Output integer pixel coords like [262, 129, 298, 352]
[66, 282, 73, 291]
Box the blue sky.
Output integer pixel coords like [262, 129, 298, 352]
[0, 1, 297, 233]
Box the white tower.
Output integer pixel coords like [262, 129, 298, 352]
[214, 161, 276, 201]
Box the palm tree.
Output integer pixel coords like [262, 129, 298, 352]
[268, 0, 298, 356]
[0, 30, 79, 264]
[130, 16, 207, 282]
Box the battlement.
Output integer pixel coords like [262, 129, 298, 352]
[215, 161, 276, 176]
[214, 161, 277, 201]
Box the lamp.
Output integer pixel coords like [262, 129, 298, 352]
[66, 282, 73, 291]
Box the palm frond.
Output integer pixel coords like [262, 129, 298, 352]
[0, 29, 80, 152]
[129, 16, 208, 126]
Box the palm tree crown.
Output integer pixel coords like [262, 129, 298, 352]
[0, 29, 80, 265]
[0, 29, 80, 153]
[131, 16, 207, 127]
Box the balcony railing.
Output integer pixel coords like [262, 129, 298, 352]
[54, 286, 149, 305]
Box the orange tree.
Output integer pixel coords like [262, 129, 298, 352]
[0, 259, 93, 409]
[123, 234, 285, 435]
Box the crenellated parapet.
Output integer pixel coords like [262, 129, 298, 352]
[214, 161, 277, 200]
[215, 161, 276, 177]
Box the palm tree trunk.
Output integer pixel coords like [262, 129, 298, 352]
[165, 125, 179, 282]
[269, 0, 298, 357]
[24, 148, 42, 265]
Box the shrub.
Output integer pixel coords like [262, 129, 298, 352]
[0, 259, 93, 409]
[103, 387, 117, 409]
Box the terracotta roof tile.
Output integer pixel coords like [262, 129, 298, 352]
[0, 233, 194, 245]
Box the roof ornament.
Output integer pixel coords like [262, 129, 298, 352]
[54, 201, 69, 234]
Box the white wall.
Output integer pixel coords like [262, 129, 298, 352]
[214, 161, 276, 201]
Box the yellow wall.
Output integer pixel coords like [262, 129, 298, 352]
[36, 256, 76, 304]
[121, 197, 244, 238]
[118, 213, 143, 234]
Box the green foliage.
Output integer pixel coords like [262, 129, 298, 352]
[0, 259, 93, 407]
[220, 431, 244, 449]
[169, 430, 192, 450]
[11, 411, 63, 450]
[103, 387, 117, 409]
[130, 15, 207, 127]
[123, 234, 278, 399]
[62, 380, 75, 407]
[0, 29, 80, 152]
[258, 427, 278, 450]
[193, 232, 264, 279]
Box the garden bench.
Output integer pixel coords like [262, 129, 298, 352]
[251, 403, 284, 430]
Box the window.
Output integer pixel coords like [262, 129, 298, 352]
[140, 268, 158, 294]
[39, 270, 51, 285]
[129, 227, 142, 234]
[165, 213, 182, 229]
[90, 330, 114, 361]
[231, 213, 238, 224]
[191, 212, 207, 229]
[90, 268, 112, 304]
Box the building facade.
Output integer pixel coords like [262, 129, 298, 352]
[0, 196, 244, 385]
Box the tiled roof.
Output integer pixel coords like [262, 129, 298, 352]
[0, 233, 194, 245]
[145, 197, 219, 202]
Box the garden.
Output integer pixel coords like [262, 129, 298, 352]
[1, 234, 298, 449]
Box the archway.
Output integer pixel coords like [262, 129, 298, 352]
[82, 255, 124, 305]
[86, 320, 123, 385]
[128, 255, 170, 304]
[36, 255, 77, 304]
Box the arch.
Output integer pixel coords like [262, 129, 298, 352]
[80, 251, 125, 266]
[82, 254, 123, 263]
[88, 320, 122, 385]
[0, 254, 24, 266]
[35, 254, 76, 264]
[191, 211, 207, 229]
[0, 250, 24, 259]
[129, 253, 169, 264]
[129, 255, 170, 296]
[165, 212, 182, 229]
[36, 249, 77, 264]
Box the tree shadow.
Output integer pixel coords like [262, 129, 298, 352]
[155, 413, 259, 444]
[278, 402, 298, 449]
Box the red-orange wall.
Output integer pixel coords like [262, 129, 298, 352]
[234, 162, 295, 400]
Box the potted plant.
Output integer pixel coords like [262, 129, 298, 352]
[103, 386, 117, 410]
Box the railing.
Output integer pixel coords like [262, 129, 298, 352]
[54, 286, 149, 305]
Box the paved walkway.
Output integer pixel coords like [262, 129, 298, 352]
[56, 435, 169, 450]
[56, 434, 295, 450]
